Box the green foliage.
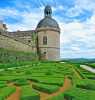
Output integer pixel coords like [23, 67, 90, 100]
[20, 86, 40, 100]
[15, 79, 30, 86]
[0, 47, 38, 63]
[73, 79, 95, 90]
[0, 86, 16, 99]
[25, 70, 32, 75]
[31, 77, 64, 86]
[73, 63, 95, 79]
[48, 93, 64, 100]
[33, 83, 60, 94]
[85, 63, 95, 68]
[0, 81, 7, 84]
[0, 84, 7, 89]
[0, 61, 36, 69]
[31, 33, 37, 41]
[64, 86, 95, 100]
[45, 70, 53, 75]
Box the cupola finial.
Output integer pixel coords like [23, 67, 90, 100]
[44, 5, 52, 18]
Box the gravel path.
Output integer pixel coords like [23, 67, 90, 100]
[0, 65, 30, 72]
[80, 65, 95, 73]
[6, 82, 21, 100]
[30, 76, 72, 100]
[72, 67, 83, 79]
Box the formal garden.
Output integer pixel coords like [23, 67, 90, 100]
[0, 61, 95, 100]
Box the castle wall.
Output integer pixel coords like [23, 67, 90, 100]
[0, 34, 36, 53]
[36, 27, 60, 61]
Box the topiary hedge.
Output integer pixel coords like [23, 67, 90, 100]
[32, 83, 60, 94]
[15, 79, 30, 86]
[64, 86, 95, 100]
[20, 86, 40, 100]
[0, 47, 38, 63]
[48, 93, 64, 100]
[0, 84, 7, 89]
[0, 86, 16, 99]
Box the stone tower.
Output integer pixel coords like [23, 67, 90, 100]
[36, 5, 60, 61]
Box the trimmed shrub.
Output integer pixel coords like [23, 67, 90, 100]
[33, 83, 60, 94]
[74, 79, 95, 90]
[64, 86, 95, 100]
[0, 86, 16, 99]
[45, 70, 53, 75]
[48, 93, 64, 100]
[25, 70, 32, 75]
[20, 86, 40, 100]
[0, 84, 7, 89]
[30, 77, 64, 86]
[15, 79, 30, 86]
[0, 81, 7, 84]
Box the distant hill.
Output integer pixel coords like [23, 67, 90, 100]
[61, 58, 95, 62]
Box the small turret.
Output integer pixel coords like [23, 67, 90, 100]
[44, 5, 52, 18]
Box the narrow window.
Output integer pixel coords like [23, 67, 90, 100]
[28, 40, 31, 43]
[43, 36, 47, 45]
[44, 52, 46, 54]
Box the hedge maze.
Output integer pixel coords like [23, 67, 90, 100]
[0, 61, 95, 100]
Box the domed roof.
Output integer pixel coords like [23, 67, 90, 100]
[37, 5, 59, 28]
[44, 5, 52, 10]
[37, 17, 59, 28]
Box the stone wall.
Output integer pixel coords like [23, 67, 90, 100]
[0, 34, 37, 53]
[36, 26, 60, 61]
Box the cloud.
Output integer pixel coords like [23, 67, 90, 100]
[0, 0, 95, 58]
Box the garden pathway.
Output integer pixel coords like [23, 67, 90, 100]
[30, 76, 72, 100]
[6, 82, 21, 100]
[80, 65, 95, 73]
[72, 67, 82, 79]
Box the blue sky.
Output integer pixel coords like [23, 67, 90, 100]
[0, 0, 95, 59]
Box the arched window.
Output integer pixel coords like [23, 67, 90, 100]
[43, 36, 47, 45]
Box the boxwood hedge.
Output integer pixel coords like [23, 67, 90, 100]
[20, 86, 40, 100]
[0, 86, 16, 99]
[32, 83, 60, 94]
[15, 79, 30, 86]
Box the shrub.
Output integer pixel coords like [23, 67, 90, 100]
[25, 70, 32, 75]
[20, 86, 40, 100]
[64, 86, 95, 100]
[15, 79, 30, 86]
[48, 93, 64, 100]
[0, 84, 7, 89]
[0, 86, 16, 99]
[33, 83, 60, 94]
[0, 47, 38, 63]
[74, 79, 95, 90]
[0, 81, 7, 84]
[30, 77, 64, 86]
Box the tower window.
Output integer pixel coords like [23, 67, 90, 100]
[28, 40, 31, 43]
[43, 36, 47, 45]
[44, 52, 46, 54]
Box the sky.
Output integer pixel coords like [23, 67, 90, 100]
[0, 0, 95, 59]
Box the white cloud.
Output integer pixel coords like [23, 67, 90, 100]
[0, 7, 20, 18]
[0, 1, 95, 58]
[71, 46, 81, 51]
